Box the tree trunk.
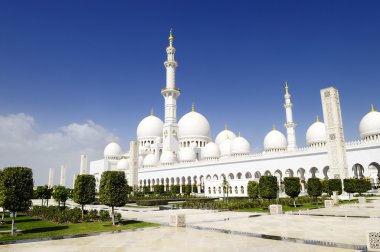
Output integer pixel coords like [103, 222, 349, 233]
[1, 208, 4, 225]
[11, 212, 15, 237]
[111, 206, 115, 226]
[46, 199, 49, 207]
[293, 198, 296, 208]
[41, 199, 43, 206]
[63, 201, 66, 208]
[81, 205, 84, 217]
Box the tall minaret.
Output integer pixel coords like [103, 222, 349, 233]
[60, 165, 66, 186]
[79, 154, 88, 175]
[284, 82, 297, 151]
[161, 29, 180, 153]
[48, 168, 54, 188]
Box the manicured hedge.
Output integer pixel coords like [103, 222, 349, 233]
[136, 199, 168, 206]
[307, 178, 322, 200]
[247, 181, 259, 199]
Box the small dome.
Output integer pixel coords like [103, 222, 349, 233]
[117, 158, 129, 170]
[264, 129, 287, 151]
[178, 111, 211, 139]
[160, 150, 177, 164]
[215, 129, 236, 145]
[306, 121, 327, 146]
[359, 108, 380, 140]
[219, 138, 232, 157]
[179, 147, 196, 162]
[104, 142, 123, 157]
[231, 136, 250, 155]
[137, 115, 164, 139]
[143, 153, 158, 167]
[202, 142, 220, 159]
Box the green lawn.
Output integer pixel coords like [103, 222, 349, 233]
[0, 213, 159, 242]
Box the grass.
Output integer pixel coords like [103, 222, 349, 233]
[0, 213, 159, 242]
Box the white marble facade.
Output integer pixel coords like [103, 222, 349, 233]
[88, 31, 380, 197]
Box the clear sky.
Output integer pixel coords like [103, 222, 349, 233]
[0, 0, 379, 186]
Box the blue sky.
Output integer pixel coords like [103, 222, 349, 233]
[0, 0, 379, 186]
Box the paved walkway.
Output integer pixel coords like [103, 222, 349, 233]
[4, 198, 380, 251]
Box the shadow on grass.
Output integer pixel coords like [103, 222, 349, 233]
[23, 226, 69, 234]
[11, 218, 40, 224]
[102, 220, 142, 227]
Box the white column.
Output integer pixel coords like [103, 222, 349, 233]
[48, 168, 54, 188]
[284, 83, 297, 151]
[60, 165, 66, 186]
[72, 174, 77, 189]
[321, 87, 349, 179]
[129, 141, 139, 189]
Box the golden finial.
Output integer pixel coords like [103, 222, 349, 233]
[371, 104, 375, 112]
[169, 28, 174, 43]
[226, 133, 230, 140]
[316, 115, 319, 122]
[191, 102, 195, 112]
[272, 124, 276, 131]
[285, 81, 289, 91]
[225, 124, 228, 130]
[150, 108, 154, 116]
[238, 132, 241, 137]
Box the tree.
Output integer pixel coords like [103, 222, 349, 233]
[221, 177, 230, 203]
[284, 177, 301, 207]
[247, 181, 259, 199]
[327, 179, 342, 196]
[52, 185, 69, 208]
[343, 178, 355, 200]
[184, 184, 192, 195]
[258, 176, 278, 200]
[153, 185, 165, 195]
[307, 178, 322, 202]
[40, 185, 53, 206]
[0, 167, 34, 236]
[36, 186, 45, 206]
[73, 175, 96, 216]
[99, 171, 128, 225]
[0, 169, 4, 225]
[356, 179, 372, 195]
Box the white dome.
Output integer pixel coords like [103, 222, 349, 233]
[306, 121, 327, 146]
[137, 115, 163, 139]
[264, 129, 287, 151]
[104, 142, 123, 157]
[231, 136, 251, 155]
[178, 111, 211, 139]
[215, 129, 236, 145]
[179, 148, 196, 162]
[359, 109, 380, 139]
[143, 153, 158, 167]
[160, 150, 177, 164]
[219, 138, 232, 156]
[117, 158, 129, 170]
[202, 142, 220, 159]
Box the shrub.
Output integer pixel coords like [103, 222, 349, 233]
[153, 185, 165, 195]
[192, 184, 198, 193]
[99, 210, 111, 221]
[170, 185, 180, 194]
[114, 212, 122, 223]
[136, 199, 168, 206]
[343, 178, 355, 200]
[184, 184, 192, 195]
[247, 181, 259, 199]
[143, 186, 150, 194]
[356, 179, 372, 195]
[284, 177, 301, 207]
[69, 208, 82, 223]
[82, 214, 91, 222]
[258, 176, 278, 200]
[88, 209, 98, 221]
[307, 178, 322, 201]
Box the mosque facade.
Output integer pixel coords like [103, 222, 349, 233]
[87, 31, 380, 197]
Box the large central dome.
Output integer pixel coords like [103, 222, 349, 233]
[178, 110, 211, 139]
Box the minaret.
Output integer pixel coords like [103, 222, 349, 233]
[72, 174, 77, 189]
[80, 154, 88, 175]
[284, 82, 297, 151]
[161, 29, 180, 153]
[60, 165, 66, 186]
[48, 168, 54, 188]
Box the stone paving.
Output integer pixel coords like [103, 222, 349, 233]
[3, 198, 380, 251]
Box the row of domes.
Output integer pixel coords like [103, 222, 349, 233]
[106, 106, 380, 159]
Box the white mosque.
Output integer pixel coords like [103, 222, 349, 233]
[86, 31, 380, 197]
